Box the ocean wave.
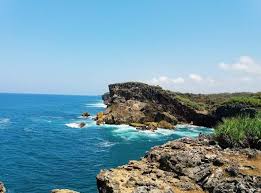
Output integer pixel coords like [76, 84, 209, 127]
[97, 140, 117, 148]
[0, 118, 10, 124]
[65, 122, 85, 128]
[85, 102, 107, 108]
[99, 123, 213, 141]
[65, 121, 97, 128]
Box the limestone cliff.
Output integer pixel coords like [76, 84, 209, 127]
[100, 82, 216, 128]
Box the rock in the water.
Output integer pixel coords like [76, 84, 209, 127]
[51, 189, 79, 193]
[97, 137, 261, 193]
[0, 182, 5, 193]
[79, 122, 86, 128]
[81, 112, 90, 118]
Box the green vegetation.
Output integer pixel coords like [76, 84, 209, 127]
[215, 113, 261, 148]
[175, 95, 207, 111]
[175, 92, 261, 111]
[223, 95, 261, 108]
[129, 123, 146, 127]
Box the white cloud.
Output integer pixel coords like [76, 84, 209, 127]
[219, 56, 261, 75]
[149, 76, 185, 85]
[172, 77, 185, 84]
[189, 74, 203, 82]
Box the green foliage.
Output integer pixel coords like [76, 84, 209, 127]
[215, 114, 261, 144]
[175, 95, 206, 111]
[223, 96, 261, 108]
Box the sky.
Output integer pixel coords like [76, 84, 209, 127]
[0, 0, 261, 95]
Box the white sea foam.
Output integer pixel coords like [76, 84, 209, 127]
[65, 122, 82, 128]
[99, 123, 213, 140]
[65, 120, 97, 128]
[97, 140, 117, 148]
[85, 102, 107, 108]
[0, 118, 10, 124]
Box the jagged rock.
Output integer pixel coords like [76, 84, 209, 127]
[225, 166, 239, 176]
[51, 189, 79, 193]
[79, 122, 86, 128]
[99, 82, 216, 129]
[81, 112, 90, 118]
[97, 137, 261, 193]
[0, 182, 6, 193]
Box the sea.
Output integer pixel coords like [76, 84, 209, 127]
[0, 93, 213, 193]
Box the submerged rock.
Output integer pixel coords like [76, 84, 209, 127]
[79, 122, 86, 128]
[97, 137, 261, 193]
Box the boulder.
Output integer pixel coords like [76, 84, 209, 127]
[81, 112, 90, 118]
[79, 122, 86, 128]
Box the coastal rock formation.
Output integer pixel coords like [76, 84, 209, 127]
[97, 136, 261, 193]
[0, 182, 5, 193]
[51, 189, 79, 193]
[99, 82, 216, 128]
[82, 112, 90, 118]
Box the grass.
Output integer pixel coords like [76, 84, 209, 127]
[175, 95, 207, 111]
[223, 96, 261, 108]
[215, 113, 261, 148]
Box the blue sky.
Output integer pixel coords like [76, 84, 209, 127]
[0, 0, 260, 95]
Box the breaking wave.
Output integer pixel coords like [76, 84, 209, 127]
[85, 102, 106, 108]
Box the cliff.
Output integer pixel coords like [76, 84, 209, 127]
[97, 136, 261, 193]
[98, 82, 260, 129]
[99, 82, 216, 128]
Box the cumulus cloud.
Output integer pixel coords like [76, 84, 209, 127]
[172, 77, 185, 84]
[219, 56, 261, 75]
[189, 74, 203, 82]
[150, 76, 185, 85]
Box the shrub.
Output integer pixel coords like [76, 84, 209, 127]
[215, 114, 261, 149]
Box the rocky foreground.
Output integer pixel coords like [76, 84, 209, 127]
[97, 136, 261, 193]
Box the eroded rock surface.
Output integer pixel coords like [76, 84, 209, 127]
[0, 182, 5, 193]
[99, 82, 216, 128]
[97, 137, 261, 193]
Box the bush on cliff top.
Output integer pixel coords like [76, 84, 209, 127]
[223, 96, 261, 108]
[215, 113, 261, 149]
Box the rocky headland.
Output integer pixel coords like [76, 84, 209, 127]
[96, 82, 260, 130]
[97, 136, 261, 193]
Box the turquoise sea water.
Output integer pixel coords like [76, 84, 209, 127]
[0, 94, 213, 193]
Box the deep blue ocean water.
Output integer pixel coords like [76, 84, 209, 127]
[0, 93, 213, 193]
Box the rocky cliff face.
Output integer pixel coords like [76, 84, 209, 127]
[97, 136, 261, 193]
[100, 82, 216, 128]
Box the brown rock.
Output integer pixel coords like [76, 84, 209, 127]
[97, 137, 261, 193]
[51, 189, 79, 193]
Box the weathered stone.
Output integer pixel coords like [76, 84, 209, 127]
[97, 137, 261, 193]
[81, 112, 90, 117]
[0, 182, 6, 193]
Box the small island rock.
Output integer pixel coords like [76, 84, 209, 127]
[81, 112, 90, 118]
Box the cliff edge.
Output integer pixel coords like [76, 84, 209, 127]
[97, 136, 261, 193]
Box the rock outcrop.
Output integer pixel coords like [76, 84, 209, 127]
[51, 189, 79, 193]
[97, 136, 261, 193]
[99, 82, 216, 129]
[0, 182, 5, 193]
